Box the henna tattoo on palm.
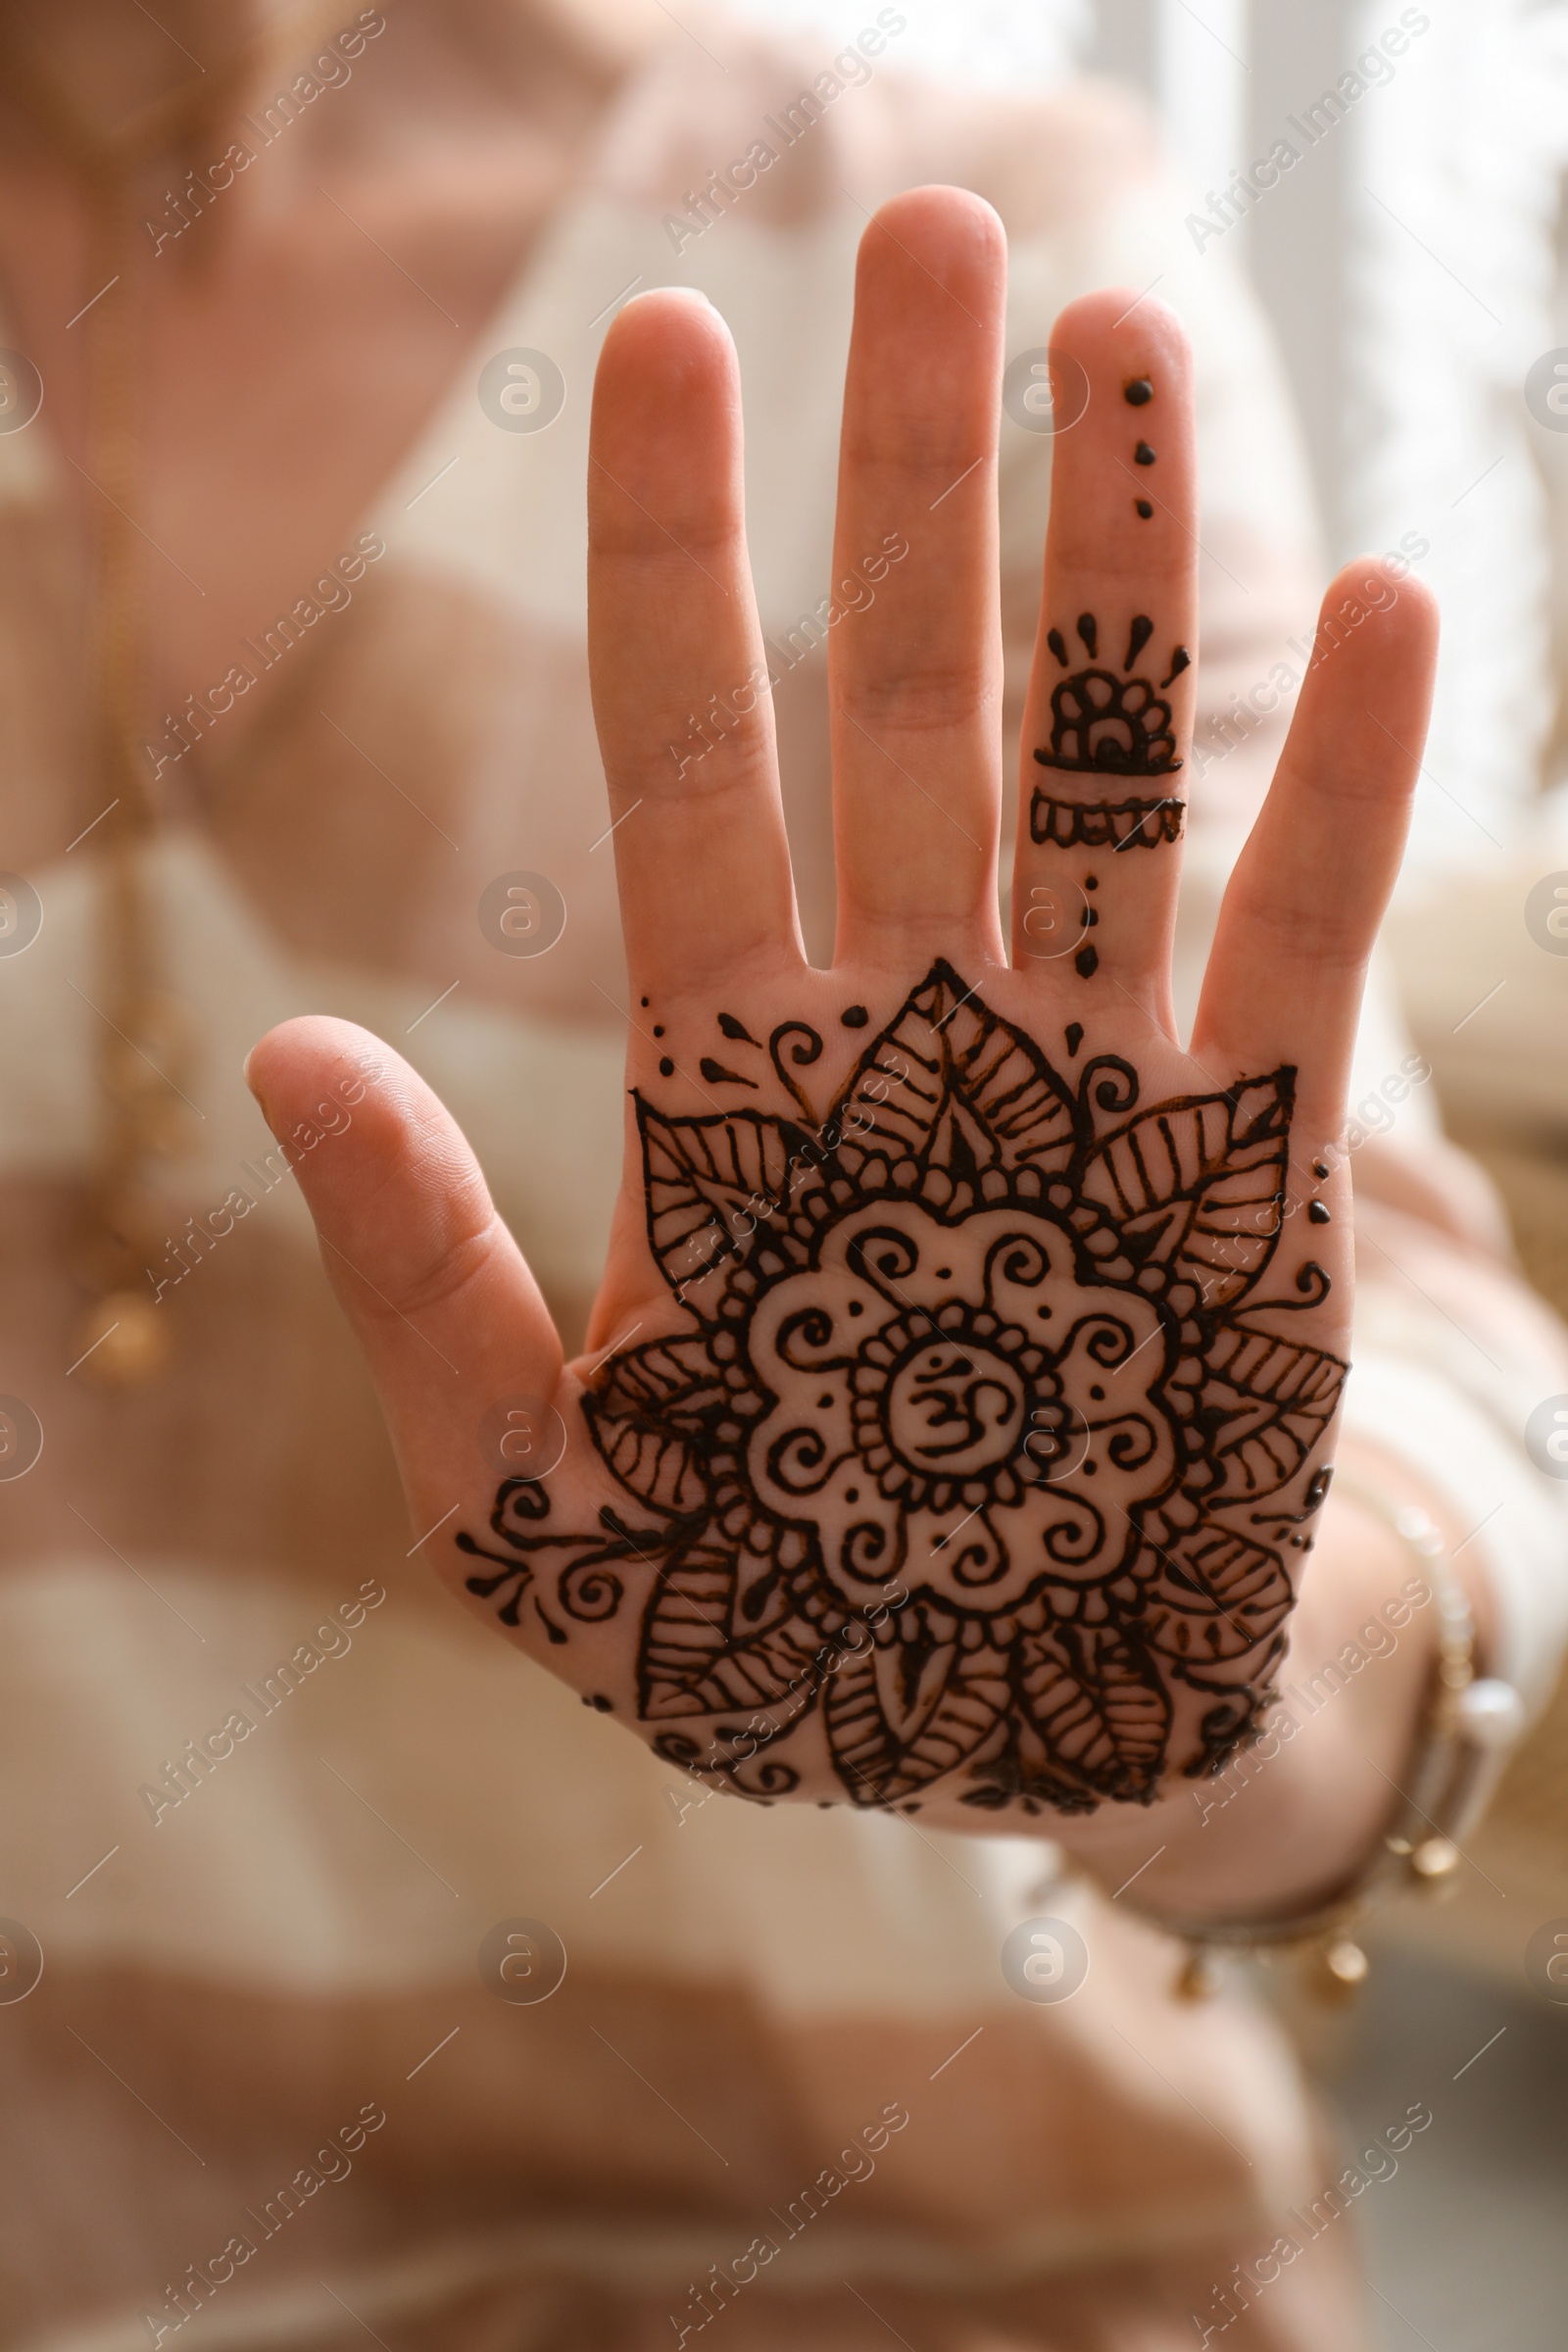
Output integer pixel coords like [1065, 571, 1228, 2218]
[457, 966, 1345, 1816]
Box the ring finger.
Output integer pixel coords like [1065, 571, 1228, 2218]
[1010, 291, 1198, 1031]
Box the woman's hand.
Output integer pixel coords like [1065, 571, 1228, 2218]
[246, 187, 1438, 1829]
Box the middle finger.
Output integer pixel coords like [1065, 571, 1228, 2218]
[829, 187, 1008, 971]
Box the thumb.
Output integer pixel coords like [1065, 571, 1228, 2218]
[243, 1017, 564, 1522]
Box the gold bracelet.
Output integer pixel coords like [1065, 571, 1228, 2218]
[1115, 1478, 1526, 2005]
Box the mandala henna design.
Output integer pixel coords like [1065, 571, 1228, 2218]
[458, 965, 1347, 1816]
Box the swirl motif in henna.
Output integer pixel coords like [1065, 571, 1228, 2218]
[458, 964, 1347, 1816]
[768, 1020, 824, 1121]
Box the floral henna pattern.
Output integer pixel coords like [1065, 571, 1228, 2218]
[1034, 612, 1189, 780]
[458, 965, 1346, 1816]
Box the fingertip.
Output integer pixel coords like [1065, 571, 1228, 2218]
[243, 1017, 441, 1202]
[590, 288, 742, 541]
[245, 1037, 554, 1454]
[1320, 554, 1440, 661]
[245, 1015, 391, 1124]
[1296, 560, 1440, 776]
[852, 186, 1006, 353]
[245, 1016, 505, 1320]
[1049, 287, 1192, 379]
[863, 182, 1005, 263]
[601, 282, 722, 347]
[593, 286, 735, 414]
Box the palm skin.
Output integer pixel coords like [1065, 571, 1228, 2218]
[246, 187, 1437, 1832]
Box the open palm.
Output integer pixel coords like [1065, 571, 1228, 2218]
[248, 188, 1437, 1829]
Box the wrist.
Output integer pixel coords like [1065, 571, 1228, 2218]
[1047, 1448, 1446, 1917]
[1052, 1445, 1529, 2003]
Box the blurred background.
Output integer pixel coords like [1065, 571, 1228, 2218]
[733, 2, 1568, 2344]
[3, 1, 1561, 2340]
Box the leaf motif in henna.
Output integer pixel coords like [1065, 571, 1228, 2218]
[1197, 1324, 1348, 1501]
[1079, 1072, 1295, 1305]
[823, 1633, 1010, 1805]
[1139, 1520, 1295, 1662]
[1012, 1624, 1170, 1801]
[639, 1107, 814, 1317]
[835, 960, 1079, 1193]
[636, 1519, 827, 1724]
[584, 1335, 732, 1515]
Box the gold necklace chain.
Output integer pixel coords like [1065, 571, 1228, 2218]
[1, 7, 354, 1383]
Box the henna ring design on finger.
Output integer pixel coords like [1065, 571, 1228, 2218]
[1035, 611, 1189, 781]
[1030, 794, 1186, 852]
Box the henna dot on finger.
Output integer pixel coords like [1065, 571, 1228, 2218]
[1135, 499, 1153, 519]
[1064, 1022, 1084, 1057]
[1085, 876, 1099, 890]
[659, 1055, 674, 1076]
[842, 1004, 869, 1028]
[1135, 441, 1156, 465]
[1312, 1159, 1330, 1180]
[1308, 1201, 1332, 1224]
[1125, 377, 1153, 406]
[1075, 944, 1099, 978]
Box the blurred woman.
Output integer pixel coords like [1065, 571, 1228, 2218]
[0, 4, 1561, 2346]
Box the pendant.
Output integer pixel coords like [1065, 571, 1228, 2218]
[73, 1288, 172, 1387]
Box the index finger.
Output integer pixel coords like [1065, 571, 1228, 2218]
[587, 289, 805, 998]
